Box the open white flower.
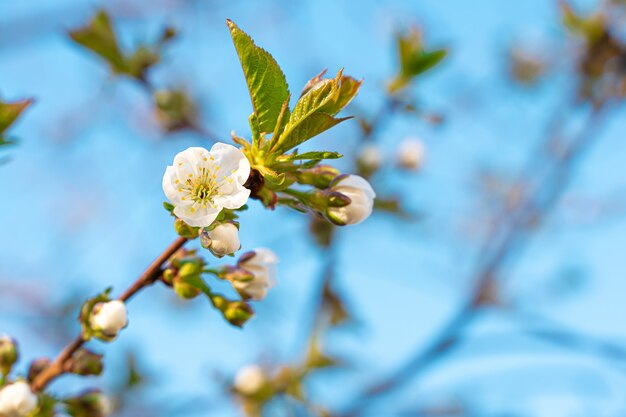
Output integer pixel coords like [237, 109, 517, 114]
[327, 175, 376, 225]
[234, 365, 266, 395]
[163, 144, 251, 227]
[235, 248, 278, 300]
[200, 222, 241, 258]
[396, 137, 425, 170]
[0, 381, 38, 417]
[91, 300, 128, 338]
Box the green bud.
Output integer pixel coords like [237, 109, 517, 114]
[173, 276, 201, 299]
[223, 301, 254, 327]
[69, 349, 104, 376]
[174, 218, 200, 239]
[27, 357, 51, 382]
[296, 165, 340, 189]
[65, 390, 111, 417]
[162, 268, 176, 286]
[0, 336, 18, 376]
[220, 266, 254, 283]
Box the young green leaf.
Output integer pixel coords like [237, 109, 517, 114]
[227, 20, 290, 138]
[0, 99, 33, 135]
[69, 10, 128, 74]
[278, 151, 342, 162]
[271, 70, 360, 153]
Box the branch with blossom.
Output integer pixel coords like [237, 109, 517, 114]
[0, 19, 375, 417]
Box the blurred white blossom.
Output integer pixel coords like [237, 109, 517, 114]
[235, 248, 278, 300]
[0, 381, 37, 417]
[234, 365, 266, 395]
[396, 137, 425, 170]
[91, 300, 128, 338]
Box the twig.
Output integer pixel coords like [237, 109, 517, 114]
[339, 104, 614, 417]
[30, 236, 187, 392]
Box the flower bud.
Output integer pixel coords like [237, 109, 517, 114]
[396, 138, 425, 170]
[64, 390, 112, 417]
[357, 144, 383, 174]
[174, 218, 200, 239]
[69, 349, 104, 376]
[0, 381, 38, 417]
[234, 249, 279, 300]
[295, 165, 340, 189]
[90, 300, 128, 340]
[0, 335, 18, 376]
[173, 261, 203, 299]
[200, 223, 241, 258]
[326, 175, 376, 225]
[234, 365, 266, 395]
[223, 301, 254, 327]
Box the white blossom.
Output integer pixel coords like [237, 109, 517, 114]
[357, 144, 383, 171]
[201, 223, 241, 258]
[234, 365, 266, 395]
[396, 137, 425, 170]
[327, 175, 376, 225]
[163, 144, 251, 228]
[91, 300, 128, 338]
[0, 381, 38, 417]
[235, 248, 278, 300]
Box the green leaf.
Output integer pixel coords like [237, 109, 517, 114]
[389, 28, 446, 93]
[227, 20, 290, 137]
[0, 99, 32, 135]
[278, 151, 342, 161]
[69, 10, 128, 74]
[272, 70, 360, 153]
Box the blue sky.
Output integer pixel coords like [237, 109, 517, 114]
[2, 1, 626, 416]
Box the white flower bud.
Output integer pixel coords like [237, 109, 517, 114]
[235, 248, 278, 300]
[327, 175, 376, 225]
[90, 301, 128, 338]
[357, 144, 383, 171]
[200, 223, 240, 258]
[0, 381, 38, 417]
[396, 137, 425, 170]
[234, 365, 266, 395]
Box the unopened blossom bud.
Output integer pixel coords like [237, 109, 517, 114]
[90, 300, 128, 340]
[0, 335, 18, 376]
[326, 175, 376, 226]
[173, 261, 202, 299]
[234, 365, 266, 395]
[200, 223, 241, 258]
[295, 165, 340, 189]
[357, 144, 383, 173]
[174, 218, 200, 239]
[65, 390, 112, 417]
[69, 349, 104, 376]
[234, 249, 279, 300]
[396, 137, 425, 170]
[223, 301, 254, 327]
[0, 381, 38, 417]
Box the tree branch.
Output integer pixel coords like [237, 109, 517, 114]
[30, 236, 187, 392]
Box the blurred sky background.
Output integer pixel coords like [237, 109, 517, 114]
[2, 0, 626, 416]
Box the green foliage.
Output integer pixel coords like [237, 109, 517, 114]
[271, 70, 361, 154]
[0, 98, 32, 147]
[70, 10, 176, 81]
[227, 20, 290, 140]
[227, 20, 361, 193]
[389, 28, 447, 93]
